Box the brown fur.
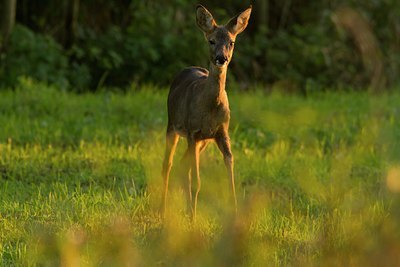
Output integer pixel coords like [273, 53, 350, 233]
[162, 5, 252, 219]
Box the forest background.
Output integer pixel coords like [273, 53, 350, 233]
[1, 0, 399, 92]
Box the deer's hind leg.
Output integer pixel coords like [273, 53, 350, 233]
[161, 127, 179, 215]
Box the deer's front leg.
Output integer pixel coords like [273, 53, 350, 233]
[180, 148, 192, 215]
[183, 139, 201, 220]
[215, 129, 237, 212]
[190, 140, 201, 220]
[161, 129, 179, 216]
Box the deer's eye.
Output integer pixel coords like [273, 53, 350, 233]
[229, 41, 235, 47]
[209, 40, 216, 45]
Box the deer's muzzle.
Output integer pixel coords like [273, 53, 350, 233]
[215, 55, 228, 67]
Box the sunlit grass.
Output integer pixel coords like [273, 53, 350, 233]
[1, 79, 400, 265]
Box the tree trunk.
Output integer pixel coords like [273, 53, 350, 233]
[257, 0, 268, 30]
[64, 0, 79, 49]
[0, 0, 17, 51]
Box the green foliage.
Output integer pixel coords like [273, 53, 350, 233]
[0, 25, 70, 89]
[1, 82, 400, 264]
[71, 1, 207, 89]
[1, 0, 399, 91]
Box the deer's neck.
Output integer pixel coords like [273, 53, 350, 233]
[206, 64, 227, 102]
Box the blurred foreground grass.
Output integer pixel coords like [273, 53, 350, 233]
[1, 79, 400, 265]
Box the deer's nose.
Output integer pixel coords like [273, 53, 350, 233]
[215, 55, 228, 66]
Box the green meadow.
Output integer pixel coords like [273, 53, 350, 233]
[1, 79, 400, 266]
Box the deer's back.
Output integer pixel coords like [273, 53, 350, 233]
[170, 67, 208, 92]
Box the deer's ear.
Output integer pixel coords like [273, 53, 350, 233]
[196, 5, 216, 34]
[226, 6, 252, 35]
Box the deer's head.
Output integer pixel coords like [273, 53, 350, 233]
[196, 5, 252, 69]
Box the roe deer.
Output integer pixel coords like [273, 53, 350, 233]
[162, 4, 252, 219]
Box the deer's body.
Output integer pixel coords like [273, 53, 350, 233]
[168, 66, 229, 140]
[162, 5, 251, 219]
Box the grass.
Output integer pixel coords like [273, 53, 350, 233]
[1, 78, 400, 266]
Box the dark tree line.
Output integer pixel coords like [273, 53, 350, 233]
[0, 0, 399, 92]
[0, 0, 16, 51]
